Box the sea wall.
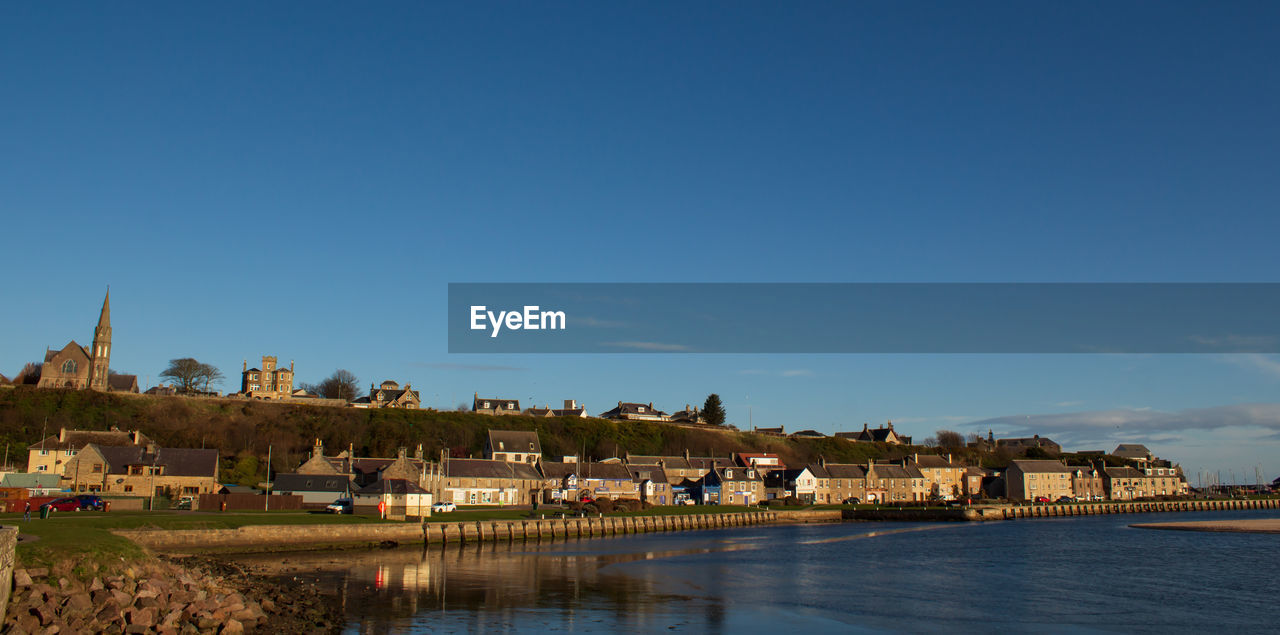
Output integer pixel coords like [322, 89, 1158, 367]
[115, 511, 795, 553]
[0, 527, 16, 622]
[994, 498, 1279, 519]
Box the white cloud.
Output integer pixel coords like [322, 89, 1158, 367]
[964, 403, 1280, 450]
[1218, 354, 1280, 379]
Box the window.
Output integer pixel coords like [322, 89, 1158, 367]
[638, 406, 645, 413]
[65, 449, 74, 456]
[39, 449, 49, 456]
[92, 463, 103, 473]
[62, 359, 77, 374]
[36, 465, 47, 472]
[507, 403, 514, 410]
[483, 401, 490, 409]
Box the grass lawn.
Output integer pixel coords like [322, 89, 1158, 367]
[610, 505, 766, 516]
[2, 510, 401, 572]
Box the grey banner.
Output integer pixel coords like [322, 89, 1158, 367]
[448, 283, 1280, 353]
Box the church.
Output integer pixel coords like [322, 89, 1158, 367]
[37, 291, 138, 392]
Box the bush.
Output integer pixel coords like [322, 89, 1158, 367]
[592, 497, 615, 513]
[614, 498, 643, 512]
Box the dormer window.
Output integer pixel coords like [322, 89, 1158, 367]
[483, 401, 490, 409]
[725, 469, 733, 478]
[638, 406, 645, 413]
[507, 403, 514, 410]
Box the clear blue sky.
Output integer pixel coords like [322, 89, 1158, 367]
[2, 3, 1278, 483]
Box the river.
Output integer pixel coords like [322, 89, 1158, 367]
[230, 509, 1280, 633]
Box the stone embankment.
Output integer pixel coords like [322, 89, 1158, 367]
[3, 557, 342, 634]
[116, 511, 792, 553]
[844, 498, 1280, 521]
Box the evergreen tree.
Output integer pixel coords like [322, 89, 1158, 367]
[703, 393, 726, 426]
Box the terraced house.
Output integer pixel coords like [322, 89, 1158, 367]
[1005, 460, 1076, 501]
[441, 458, 542, 506]
[27, 427, 152, 475]
[700, 465, 763, 505]
[59, 443, 219, 498]
[908, 454, 966, 500]
[864, 461, 926, 503]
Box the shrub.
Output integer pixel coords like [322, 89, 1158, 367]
[592, 497, 615, 513]
[614, 498, 643, 512]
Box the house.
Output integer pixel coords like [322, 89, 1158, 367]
[669, 405, 704, 424]
[350, 380, 421, 409]
[997, 435, 1061, 455]
[145, 384, 178, 396]
[271, 473, 352, 507]
[840, 422, 911, 445]
[819, 461, 868, 504]
[698, 465, 763, 505]
[964, 467, 993, 498]
[1005, 459, 1075, 501]
[239, 356, 294, 400]
[907, 454, 966, 500]
[864, 461, 926, 503]
[293, 440, 428, 488]
[752, 426, 786, 437]
[627, 464, 671, 505]
[473, 393, 521, 415]
[27, 427, 152, 475]
[577, 461, 639, 500]
[1102, 464, 1186, 500]
[486, 430, 543, 465]
[540, 458, 583, 503]
[60, 443, 219, 498]
[353, 478, 432, 518]
[525, 399, 588, 417]
[767, 465, 824, 503]
[440, 458, 542, 506]
[1071, 464, 1105, 500]
[598, 402, 670, 421]
[37, 292, 134, 392]
[789, 429, 827, 439]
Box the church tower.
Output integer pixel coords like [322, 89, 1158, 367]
[88, 289, 111, 390]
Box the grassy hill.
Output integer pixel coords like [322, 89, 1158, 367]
[0, 386, 1032, 486]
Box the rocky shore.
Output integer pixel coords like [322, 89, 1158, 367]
[3, 556, 344, 634]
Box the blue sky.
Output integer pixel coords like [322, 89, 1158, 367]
[2, 4, 1278, 483]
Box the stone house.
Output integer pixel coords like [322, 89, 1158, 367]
[60, 443, 219, 498]
[864, 462, 925, 503]
[700, 465, 763, 505]
[838, 422, 911, 445]
[577, 461, 639, 500]
[598, 402, 670, 422]
[441, 458, 542, 506]
[473, 393, 521, 415]
[349, 380, 421, 409]
[353, 478, 432, 518]
[627, 464, 671, 505]
[271, 473, 352, 507]
[27, 427, 152, 475]
[239, 356, 294, 399]
[818, 460, 868, 504]
[997, 435, 1062, 455]
[907, 454, 966, 500]
[1005, 459, 1075, 501]
[1102, 465, 1186, 500]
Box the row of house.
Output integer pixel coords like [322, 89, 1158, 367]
[473, 395, 705, 423]
[24, 427, 220, 498]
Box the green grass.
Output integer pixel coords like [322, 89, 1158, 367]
[610, 505, 765, 516]
[4, 510, 401, 571]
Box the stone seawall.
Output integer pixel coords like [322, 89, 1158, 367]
[842, 498, 1280, 522]
[114, 511, 803, 553]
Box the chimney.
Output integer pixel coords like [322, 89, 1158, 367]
[862, 423, 869, 432]
[888, 421, 894, 430]
[415, 444, 424, 460]
[243, 360, 247, 372]
[59, 428, 67, 443]
[398, 447, 407, 460]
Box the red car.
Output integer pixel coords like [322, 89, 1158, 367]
[1034, 496, 1051, 503]
[41, 497, 82, 512]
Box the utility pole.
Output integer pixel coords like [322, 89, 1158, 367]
[264, 445, 272, 511]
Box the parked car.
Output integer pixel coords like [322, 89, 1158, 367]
[41, 497, 82, 512]
[1056, 496, 1077, 504]
[842, 497, 862, 505]
[325, 498, 353, 514]
[75, 494, 106, 511]
[431, 502, 457, 513]
[174, 496, 195, 510]
[1034, 496, 1051, 503]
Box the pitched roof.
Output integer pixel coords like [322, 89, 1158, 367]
[1009, 459, 1075, 473]
[821, 463, 867, 479]
[272, 473, 351, 493]
[579, 462, 634, 481]
[445, 458, 537, 479]
[0, 473, 63, 489]
[1104, 466, 1146, 478]
[598, 402, 669, 418]
[108, 374, 138, 392]
[474, 396, 520, 410]
[487, 430, 542, 455]
[627, 465, 669, 484]
[910, 455, 957, 468]
[1112, 444, 1153, 459]
[790, 429, 826, 438]
[93, 445, 219, 478]
[28, 428, 150, 452]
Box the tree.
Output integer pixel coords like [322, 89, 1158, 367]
[159, 358, 224, 393]
[315, 369, 360, 401]
[12, 362, 41, 385]
[936, 429, 964, 450]
[702, 394, 726, 426]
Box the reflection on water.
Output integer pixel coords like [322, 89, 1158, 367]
[229, 510, 1280, 634]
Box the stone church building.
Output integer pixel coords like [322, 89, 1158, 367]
[37, 291, 138, 392]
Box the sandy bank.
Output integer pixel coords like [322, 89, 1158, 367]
[1130, 518, 1280, 534]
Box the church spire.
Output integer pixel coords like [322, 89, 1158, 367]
[98, 287, 111, 329]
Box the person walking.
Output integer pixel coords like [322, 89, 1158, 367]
[23, 501, 31, 522]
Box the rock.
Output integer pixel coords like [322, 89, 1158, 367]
[28, 567, 49, 578]
[89, 577, 105, 592]
[57, 577, 72, 591]
[126, 607, 155, 628]
[220, 618, 245, 634]
[110, 589, 132, 607]
[14, 569, 34, 587]
[64, 592, 93, 614]
[30, 603, 56, 626]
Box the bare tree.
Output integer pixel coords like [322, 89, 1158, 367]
[12, 362, 42, 385]
[936, 429, 964, 450]
[315, 369, 360, 401]
[159, 358, 224, 393]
